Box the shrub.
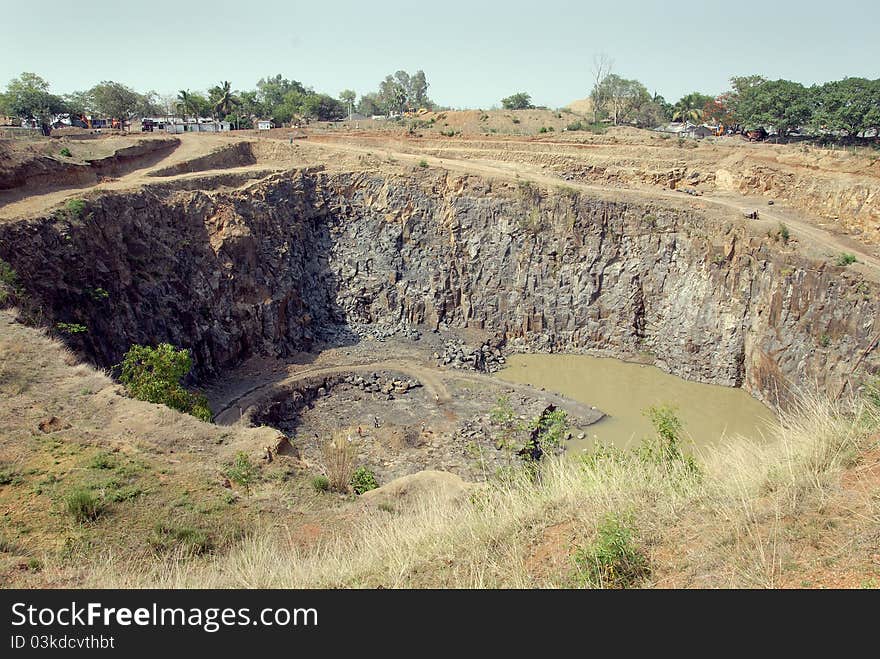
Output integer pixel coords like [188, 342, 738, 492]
[490, 395, 520, 453]
[819, 333, 831, 348]
[119, 344, 212, 421]
[65, 198, 86, 218]
[778, 223, 790, 243]
[637, 405, 699, 474]
[572, 514, 650, 588]
[0, 466, 23, 486]
[225, 452, 258, 496]
[0, 259, 20, 305]
[836, 252, 857, 266]
[568, 121, 607, 134]
[418, 159, 428, 168]
[322, 433, 356, 493]
[529, 408, 569, 451]
[88, 452, 116, 470]
[311, 475, 330, 492]
[512, 118, 521, 124]
[150, 523, 213, 555]
[56, 322, 88, 335]
[538, 126, 554, 133]
[59, 147, 72, 157]
[351, 467, 379, 495]
[65, 489, 102, 523]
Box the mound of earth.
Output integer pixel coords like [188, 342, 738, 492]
[360, 470, 476, 510]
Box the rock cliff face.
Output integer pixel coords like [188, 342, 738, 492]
[0, 169, 877, 407]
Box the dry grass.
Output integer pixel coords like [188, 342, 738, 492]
[85, 391, 879, 589]
[321, 430, 357, 493]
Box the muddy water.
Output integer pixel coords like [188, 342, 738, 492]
[496, 354, 775, 453]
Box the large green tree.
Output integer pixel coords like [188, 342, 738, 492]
[356, 93, 382, 117]
[302, 93, 345, 121]
[812, 77, 880, 137]
[736, 79, 813, 136]
[501, 92, 534, 110]
[595, 75, 652, 125]
[2, 72, 67, 134]
[90, 81, 142, 128]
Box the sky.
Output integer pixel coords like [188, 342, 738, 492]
[1, 0, 878, 109]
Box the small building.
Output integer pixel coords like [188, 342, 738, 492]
[163, 119, 230, 134]
[256, 119, 274, 131]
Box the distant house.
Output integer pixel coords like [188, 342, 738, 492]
[256, 119, 274, 131]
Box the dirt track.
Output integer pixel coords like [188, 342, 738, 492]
[2, 127, 878, 281]
[306, 137, 880, 280]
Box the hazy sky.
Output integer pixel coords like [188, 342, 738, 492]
[2, 0, 878, 108]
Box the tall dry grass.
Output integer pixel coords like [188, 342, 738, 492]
[322, 430, 357, 493]
[86, 391, 878, 589]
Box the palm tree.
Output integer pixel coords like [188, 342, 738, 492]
[176, 89, 194, 121]
[672, 92, 712, 125]
[210, 81, 239, 119]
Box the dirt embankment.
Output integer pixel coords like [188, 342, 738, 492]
[0, 137, 179, 192]
[147, 141, 257, 177]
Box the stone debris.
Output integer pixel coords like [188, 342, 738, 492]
[439, 336, 507, 373]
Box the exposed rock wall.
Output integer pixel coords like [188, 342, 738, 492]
[0, 169, 877, 406]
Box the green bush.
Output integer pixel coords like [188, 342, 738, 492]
[311, 475, 330, 492]
[529, 408, 569, 451]
[567, 120, 607, 134]
[572, 514, 650, 588]
[65, 489, 102, 523]
[225, 452, 258, 496]
[150, 522, 213, 555]
[778, 223, 791, 243]
[350, 467, 379, 495]
[836, 252, 857, 266]
[418, 159, 428, 168]
[59, 147, 72, 157]
[56, 322, 88, 335]
[0, 258, 19, 305]
[637, 405, 699, 474]
[0, 466, 23, 486]
[119, 344, 212, 422]
[88, 452, 116, 470]
[65, 198, 86, 218]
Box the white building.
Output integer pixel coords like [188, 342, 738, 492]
[256, 119, 274, 130]
[163, 119, 231, 134]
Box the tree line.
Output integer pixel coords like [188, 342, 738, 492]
[501, 57, 879, 139]
[0, 69, 435, 133]
[585, 58, 880, 137]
